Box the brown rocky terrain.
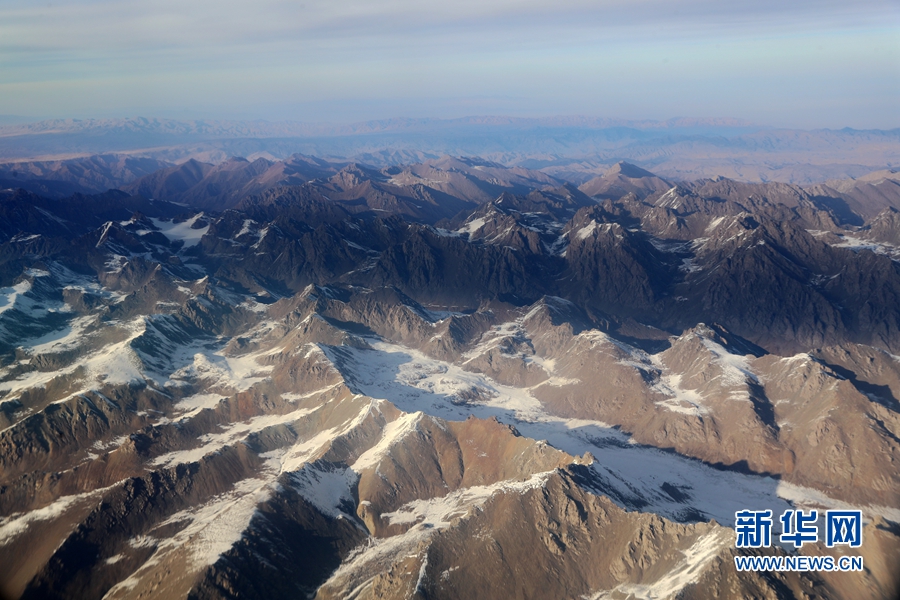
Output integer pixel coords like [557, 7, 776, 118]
[0, 157, 898, 599]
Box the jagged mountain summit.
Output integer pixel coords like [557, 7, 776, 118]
[0, 157, 898, 599]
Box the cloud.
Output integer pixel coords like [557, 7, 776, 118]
[2, 0, 896, 54]
[0, 0, 897, 126]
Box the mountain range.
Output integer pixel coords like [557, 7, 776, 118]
[0, 155, 898, 599]
[2, 116, 898, 184]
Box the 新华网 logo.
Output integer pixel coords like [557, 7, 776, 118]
[734, 509, 862, 548]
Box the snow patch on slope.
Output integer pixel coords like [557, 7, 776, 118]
[0, 280, 32, 317]
[457, 217, 486, 236]
[381, 471, 552, 528]
[585, 528, 733, 600]
[104, 473, 274, 596]
[287, 464, 359, 519]
[777, 481, 900, 523]
[149, 214, 209, 249]
[653, 373, 709, 417]
[831, 233, 900, 261]
[352, 411, 422, 472]
[1, 317, 147, 399]
[152, 405, 319, 468]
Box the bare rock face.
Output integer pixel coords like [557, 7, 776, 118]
[814, 171, 900, 221]
[562, 215, 671, 316]
[579, 161, 673, 200]
[862, 207, 900, 245]
[811, 343, 900, 409]
[753, 352, 900, 506]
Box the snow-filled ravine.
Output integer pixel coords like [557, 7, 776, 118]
[319, 338, 900, 527]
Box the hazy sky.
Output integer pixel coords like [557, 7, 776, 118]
[1, 0, 898, 128]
